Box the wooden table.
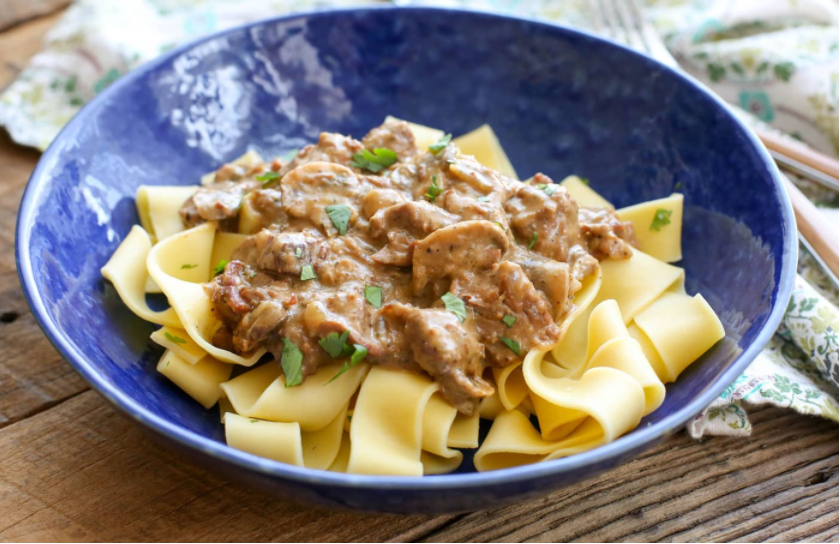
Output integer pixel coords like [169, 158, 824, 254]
[1, 12, 837, 543]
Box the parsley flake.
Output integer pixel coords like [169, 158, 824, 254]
[528, 232, 538, 249]
[250, 418, 259, 423]
[441, 292, 467, 323]
[580, 177, 590, 186]
[536, 183, 558, 196]
[280, 338, 303, 387]
[674, 181, 683, 189]
[164, 332, 187, 344]
[294, 247, 302, 258]
[349, 148, 398, 173]
[425, 174, 442, 202]
[364, 285, 383, 308]
[502, 315, 517, 328]
[300, 264, 317, 281]
[255, 171, 280, 185]
[499, 336, 521, 356]
[181, 264, 198, 269]
[326, 344, 368, 384]
[213, 259, 227, 276]
[325, 204, 352, 235]
[650, 208, 672, 231]
[319, 331, 353, 358]
[477, 195, 491, 202]
[429, 133, 452, 154]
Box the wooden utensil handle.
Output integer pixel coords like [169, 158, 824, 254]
[783, 175, 840, 278]
[758, 128, 840, 180]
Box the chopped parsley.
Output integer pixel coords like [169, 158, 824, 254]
[326, 344, 368, 384]
[364, 285, 383, 308]
[300, 264, 317, 281]
[319, 331, 354, 358]
[282, 148, 300, 162]
[528, 232, 538, 249]
[429, 133, 452, 154]
[180, 264, 198, 269]
[325, 204, 351, 235]
[294, 247, 302, 258]
[477, 195, 491, 202]
[250, 418, 259, 423]
[164, 331, 187, 344]
[499, 336, 521, 356]
[535, 183, 558, 196]
[650, 208, 672, 231]
[674, 181, 682, 189]
[441, 292, 467, 323]
[579, 177, 590, 186]
[425, 175, 442, 202]
[213, 259, 227, 276]
[502, 315, 517, 328]
[349, 148, 398, 173]
[255, 171, 280, 185]
[280, 338, 303, 387]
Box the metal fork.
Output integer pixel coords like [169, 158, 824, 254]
[589, 0, 840, 287]
[588, 0, 838, 193]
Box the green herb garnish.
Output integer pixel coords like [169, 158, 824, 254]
[364, 285, 383, 309]
[674, 181, 682, 189]
[164, 332, 187, 344]
[502, 315, 517, 328]
[477, 195, 491, 202]
[349, 148, 398, 173]
[213, 259, 227, 276]
[319, 331, 353, 358]
[429, 133, 452, 154]
[280, 338, 303, 387]
[326, 344, 368, 384]
[255, 171, 280, 185]
[580, 177, 590, 186]
[425, 174, 442, 203]
[441, 292, 467, 323]
[499, 336, 521, 356]
[528, 232, 538, 249]
[650, 208, 672, 231]
[536, 183, 558, 196]
[300, 264, 317, 281]
[181, 264, 198, 269]
[250, 418, 259, 423]
[294, 247, 302, 258]
[325, 204, 351, 235]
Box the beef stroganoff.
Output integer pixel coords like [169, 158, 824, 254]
[102, 118, 724, 475]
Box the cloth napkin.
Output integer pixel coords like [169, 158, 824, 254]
[2, 0, 837, 437]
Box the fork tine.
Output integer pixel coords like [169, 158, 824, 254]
[611, 0, 647, 52]
[586, 0, 606, 36]
[626, 0, 680, 68]
[597, 0, 622, 44]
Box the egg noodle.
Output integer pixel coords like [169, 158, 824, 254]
[101, 119, 724, 476]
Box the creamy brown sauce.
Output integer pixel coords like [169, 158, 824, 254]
[180, 119, 636, 415]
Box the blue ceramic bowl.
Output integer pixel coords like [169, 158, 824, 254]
[16, 7, 796, 513]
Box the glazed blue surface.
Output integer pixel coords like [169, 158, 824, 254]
[16, 7, 795, 513]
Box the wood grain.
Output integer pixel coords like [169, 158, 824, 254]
[0, 8, 88, 431]
[0, 392, 835, 542]
[0, 11, 837, 544]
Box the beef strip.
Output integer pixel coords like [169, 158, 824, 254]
[280, 132, 365, 176]
[279, 162, 361, 234]
[451, 260, 562, 367]
[362, 119, 418, 162]
[378, 302, 493, 415]
[369, 201, 459, 266]
[504, 174, 580, 262]
[179, 179, 259, 228]
[578, 207, 636, 260]
[412, 220, 509, 295]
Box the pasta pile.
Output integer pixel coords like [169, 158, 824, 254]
[101, 121, 724, 475]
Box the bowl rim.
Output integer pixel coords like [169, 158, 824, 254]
[16, 5, 797, 491]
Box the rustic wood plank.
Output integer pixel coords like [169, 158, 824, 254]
[418, 408, 837, 543]
[0, 9, 89, 431]
[0, 390, 836, 542]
